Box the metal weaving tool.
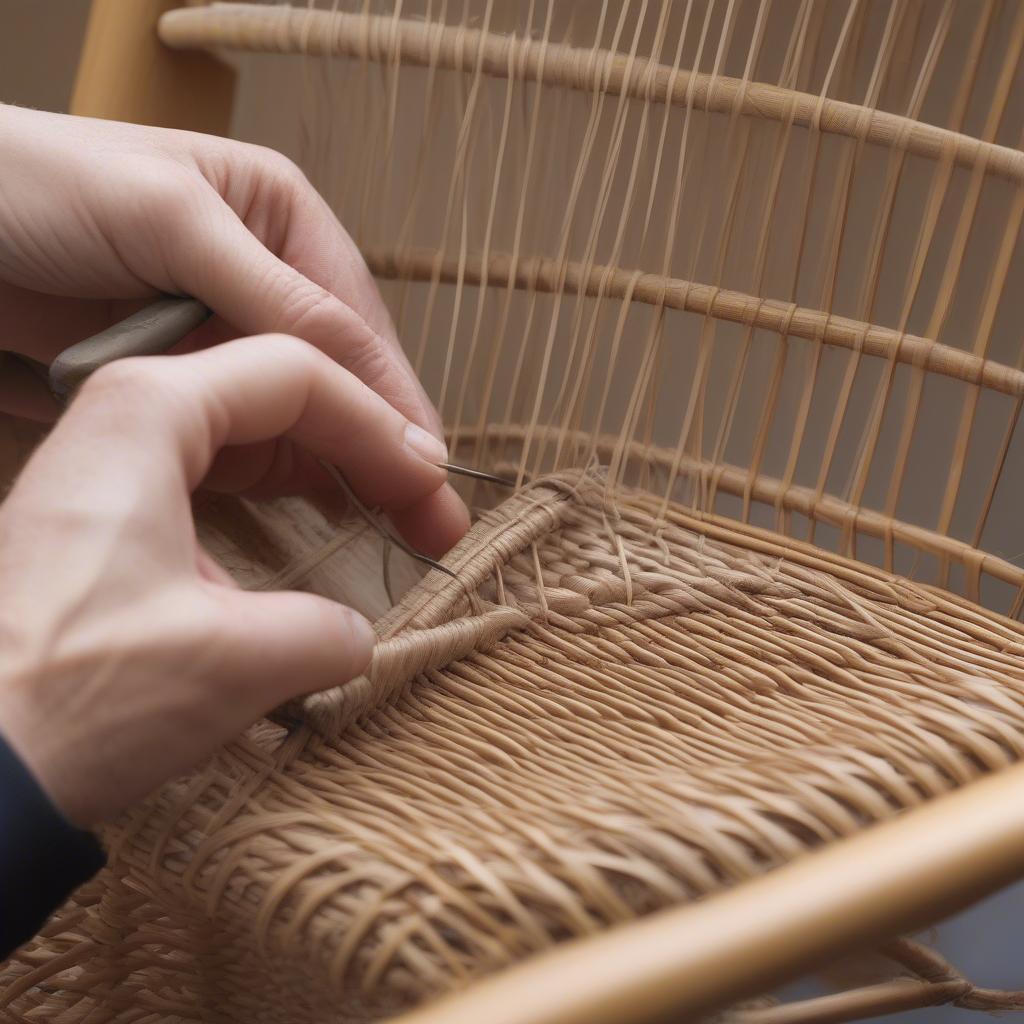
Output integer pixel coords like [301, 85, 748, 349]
[48, 296, 212, 403]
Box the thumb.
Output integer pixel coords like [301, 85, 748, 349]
[213, 587, 376, 714]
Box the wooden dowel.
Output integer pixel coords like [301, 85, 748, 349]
[366, 247, 1024, 399]
[391, 759, 1024, 1024]
[159, 3, 1024, 185]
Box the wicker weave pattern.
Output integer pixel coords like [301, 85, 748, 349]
[6, 473, 1024, 1021]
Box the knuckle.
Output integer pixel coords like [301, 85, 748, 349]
[234, 142, 310, 198]
[279, 279, 341, 336]
[253, 146, 309, 188]
[275, 279, 386, 374]
[340, 327, 391, 379]
[121, 161, 196, 224]
[339, 338, 394, 401]
[79, 358, 162, 405]
[75, 358, 190, 431]
[250, 331, 321, 367]
[222, 333, 330, 396]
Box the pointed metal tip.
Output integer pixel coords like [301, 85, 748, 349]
[421, 556, 459, 579]
[437, 462, 519, 488]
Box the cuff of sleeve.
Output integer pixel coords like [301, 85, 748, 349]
[0, 731, 106, 956]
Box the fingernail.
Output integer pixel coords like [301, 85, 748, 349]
[404, 421, 449, 466]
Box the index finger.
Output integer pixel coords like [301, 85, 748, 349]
[159, 167, 442, 438]
[18, 336, 468, 563]
[90, 336, 452, 507]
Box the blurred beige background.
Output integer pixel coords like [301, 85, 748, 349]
[0, 1, 91, 112]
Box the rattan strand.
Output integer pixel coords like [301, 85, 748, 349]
[11, 4, 1024, 1023]
[725, 938, 1024, 1022]
[448, 426, 1024, 597]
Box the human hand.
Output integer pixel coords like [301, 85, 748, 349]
[0, 336, 452, 827]
[0, 104, 466, 551]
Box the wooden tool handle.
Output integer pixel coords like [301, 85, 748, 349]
[49, 297, 210, 402]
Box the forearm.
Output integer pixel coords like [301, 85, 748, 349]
[0, 730, 105, 958]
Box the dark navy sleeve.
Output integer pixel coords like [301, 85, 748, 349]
[0, 732, 106, 958]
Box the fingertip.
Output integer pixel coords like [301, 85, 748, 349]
[389, 483, 470, 561]
[339, 603, 377, 673]
[298, 594, 376, 680]
[217, 588, 376, 702]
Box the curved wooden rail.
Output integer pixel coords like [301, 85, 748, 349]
[159, 3, 1024, 185]
[728, 979, 1005, 1024]
[366, 246, 1024, 398]
[390, 759, 1024, 1024]
[451, 425, 1024, 596]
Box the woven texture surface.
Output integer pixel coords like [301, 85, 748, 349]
[5, 473, 1024, 1022]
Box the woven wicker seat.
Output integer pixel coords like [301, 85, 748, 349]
[6, 471, 1024, 1022]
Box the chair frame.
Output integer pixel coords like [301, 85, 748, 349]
[65, 5, 1024, 1022]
